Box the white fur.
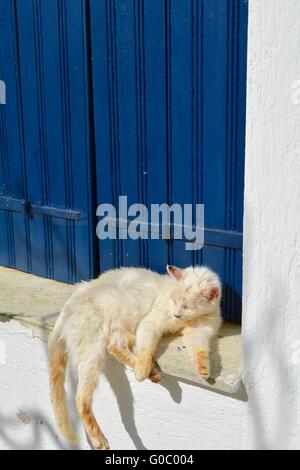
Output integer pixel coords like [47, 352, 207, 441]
[49, 265, 222, 449]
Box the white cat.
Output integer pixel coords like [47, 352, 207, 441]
[49, 265, 222, 450]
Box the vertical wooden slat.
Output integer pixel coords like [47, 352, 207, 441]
[89, 0, 115, 272]
[143, 0, 169, 273]
[167, 0, 194, 268]
[0, 0, 30, 271]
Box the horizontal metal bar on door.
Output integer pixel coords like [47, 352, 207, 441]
[0, 196, 81, 221]
[105, 218, 243, 250]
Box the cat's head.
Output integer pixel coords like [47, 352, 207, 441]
[166, 265, 221, 321]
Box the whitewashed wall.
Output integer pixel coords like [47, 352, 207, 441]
[242, 0, 300, 450]
[0, 0, 300, 450]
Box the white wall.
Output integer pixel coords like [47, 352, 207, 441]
[242, 0, 300, 450]
[0, 0, 300, 450]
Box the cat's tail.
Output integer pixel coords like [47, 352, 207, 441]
[48, 317, 78, 445]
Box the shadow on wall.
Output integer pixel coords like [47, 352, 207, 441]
[245, 279, 298, 450]
[0, 410, 71, 450]
[0, 316, 78, 450]
[104, 360, 147, 450]
[104, 360, 186, 451]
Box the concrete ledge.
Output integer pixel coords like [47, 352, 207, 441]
[0, 267, 245, 400]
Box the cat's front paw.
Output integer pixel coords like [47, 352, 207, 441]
[196, 349, 211, 380]
[135, 354, 153, 382]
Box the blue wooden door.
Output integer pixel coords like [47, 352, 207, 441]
[90, 0, 248, 323]
[0, 0, 97, 283]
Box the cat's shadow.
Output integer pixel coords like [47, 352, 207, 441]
[158, 375, 183, 403]
[104, 359, 184, 450]
[104, 360, 148, 450]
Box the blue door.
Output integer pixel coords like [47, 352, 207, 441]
[0, 0, 97, 283]
[0, 1, 248, 323]
[90, 0, 248, 323]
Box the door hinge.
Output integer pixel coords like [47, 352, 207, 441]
[0, 196, 81, 221]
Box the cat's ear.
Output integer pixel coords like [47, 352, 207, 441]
[199, 284, 220, 303]
[167, 265, 183, 281]
[209, 287, 220, 301]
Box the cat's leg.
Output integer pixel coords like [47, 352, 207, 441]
[107, 329, 136, 369]
[183, 325, 216, 380]
[107, 329, 160, 383]
[75, 352, 109, 450]
[134, 317, 163, 382]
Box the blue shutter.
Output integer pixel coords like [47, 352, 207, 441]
[0, 0, 97, 283]
[90, 0, 248, 323]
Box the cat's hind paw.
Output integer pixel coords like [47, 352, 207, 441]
[135, 354, 153, 382]
[92, 433, 110, 451]
[149, 364, 161, 383]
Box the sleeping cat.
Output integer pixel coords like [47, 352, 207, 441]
[48, 265, 222, 450]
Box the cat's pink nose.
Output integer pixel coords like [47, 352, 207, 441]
[174, 314, 182, 319]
